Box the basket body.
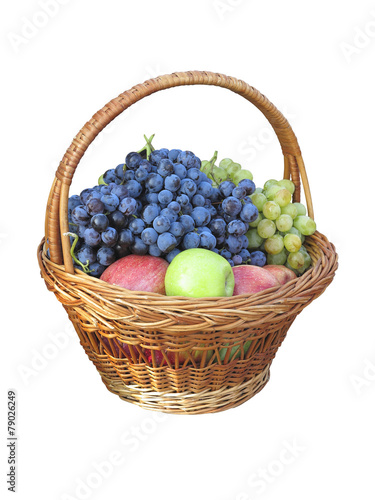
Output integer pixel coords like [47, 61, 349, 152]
[38, 71, 338, 414]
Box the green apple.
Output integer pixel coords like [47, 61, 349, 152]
[165, 248, 235, 298]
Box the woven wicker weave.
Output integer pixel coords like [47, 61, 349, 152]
[38, 71, 338, 414]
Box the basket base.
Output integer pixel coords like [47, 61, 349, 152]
[100, 365, 271, 415]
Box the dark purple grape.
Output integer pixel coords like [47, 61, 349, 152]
[101, 227, 118, 247]
[77, 245, 96, 265]
[118, 229, 134, 248]
[86, 198, 105, 216]
[72, 206, 90, 225]
[83, 227, 101, 247]
[91, 214, 109, 232]
[107, 211, 128, 230]
[125, 152, 142, 170]
[97, 247, 116, 266]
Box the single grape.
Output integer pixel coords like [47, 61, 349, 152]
[246, 228, 264, 249]
[226, 235, 242, 254]
[158, 190, 173, 205]
[192, 194, 205, 207]
[220, 248, 232, 260]
[238, 179, 256, 195]
[131, 237, 148, 255]
[183, 231, 200, 249]
[148, 243, 162, 257]
[107, 211, 127, 231]
[209, 218, 226, 237]
[123, 180, 142, 198]
[90, 214, 108, 233]
[250, 192, 267, 212]
[118, 197, 137, 215]
[114, 244, 130, 259]
[101, 193, 120, 212]
[233, 170, 253, 184]
[111, 185, 129, 201]
[124, 170, 135, 181]
[278, 179, 295, 194]
[250, 250, 266, 267]
[219, 158, 233, 170]
[264, 234, 284, 255]
[125, 152, 143, 170]
[153, 215, 171, 234]
[68, 194, 82, 213]
[177, 151, 199, 169]
[160, 208, 178, 223]
[88, 261, 106, 278]
[77, 245, 96, 265]
[134, 167, 149, 183]
[129, 218, 145, 235]
[222, 196, 242, 216]
[139, 159, 152, 172]
[103, 169, 120, 184]
[145, 173, 164, 193]
[276, 214, 293, 232]
[284, 233, 302, 253]
[264, 184, 284, 201]
[228, 259, 234, 267]
[157, 232, 177, 253]
[180, 178, 197, 198]
[273, 188, 292, 207]
[97, 247, 116, 266]
[210, 165, 227, 184]
[86, 198, 105, 216]
[227, 220, 247, 236]
[209, 187, 221, 203]
[173, 163, 187, 179]
[232, 186, 247, 199]
[169, 221, 185, 238]
[293, 215, 316, 236]
[232, 254, 242, 265]
[179, 215, 195, 233]
[164, 174, 181, 192]
[191, 207, 211, 227]
[263, 179, 279, 191]
[240, 203, 258, 223]
[101, 227, 118, 247]
[181, 203, 193, 215]
[141, 227, 158, 245]
[197, 181, 213, 198]
[72, 206, 90, 225]
[200, 232, 216, 250]
[80, 188, 94, 205]
[293, 202, 307, 216]
[263, 201, 281, 220]
[257, 219, 276, 239]
[157, 159, 174, 177]
[118, 229, 134, 248]
[82, 228, 100, 247]
[266, 248, 288, 266]
[281, 203, 298, 219]
[287, 251, 305, 270]
[187, 168, 202, 183]
[165, 248, 181, 263]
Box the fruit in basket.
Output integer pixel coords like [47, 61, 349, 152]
[66, 136, 317, 280]
[263, 265, 296, 285]
[165, 248, 235, 298]
[101, 254, 169, 293]
[232, 265, 279, 295]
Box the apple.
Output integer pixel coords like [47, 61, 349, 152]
[165, 248, 235, 298]
[263, 265, 296, 285]
[232, 265, 280, 295]
[101, 254, 169, 294]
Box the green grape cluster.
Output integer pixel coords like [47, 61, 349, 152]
[201, 155, 254, 187]
[246, 178, 316, 275]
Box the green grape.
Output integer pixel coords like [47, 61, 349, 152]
[287, 251, 305, 270]
[267, 247, 288, 265]
[274, 188, 292, 207]
[250, 193, 267, 211]
[263, 201, 281, 220]
[276, 214, 293, 232]
[284, 233, 302, 253]
[219, 158, 233, 170]
[264, 234, 284, 255]
[254, 187, 264, 194]
[285, 261, 298, 275]
[246, 228, 264, 249]
[200, 160, 211, 176]
[299, 246, 312, 268]
[278, 179, 295, 194]
[257, 219, 276, 239]
[227, 162, 242, 178]
[263, 179, 279, 190]
[212, 165, 228, 183]
[293, 215, 316, 236]
[288, 226, 304, 243]
[293, 202, 307, 216]
[249, 212, 264, 228]
[233, 169, 253, 184]
[264, 184, 283, 200]
[281, 203, 298, 219]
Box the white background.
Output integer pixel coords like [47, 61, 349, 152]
[2, 1, 375, 499]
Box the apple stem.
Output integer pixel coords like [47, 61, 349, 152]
[63, 232, 92, 273]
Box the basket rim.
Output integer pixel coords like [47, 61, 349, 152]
[38, 230, 338, 309]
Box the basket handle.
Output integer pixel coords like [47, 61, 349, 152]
[45, 70, 313, 273]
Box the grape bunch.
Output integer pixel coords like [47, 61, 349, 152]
[66, 135, 316, 278]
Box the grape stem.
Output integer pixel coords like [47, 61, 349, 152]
[137, 134, 155, 160]
[63, 232, 91, 273]
[208, 150, 219, 186]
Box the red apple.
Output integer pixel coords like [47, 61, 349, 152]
[232, 265, 280, 295]
[264, 265, 296, 285]
[100, 255, 169, 294]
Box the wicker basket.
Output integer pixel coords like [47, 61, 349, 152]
[38, 71, 338, 414]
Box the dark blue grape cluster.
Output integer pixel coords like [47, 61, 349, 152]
[68, 146, 264, 277]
